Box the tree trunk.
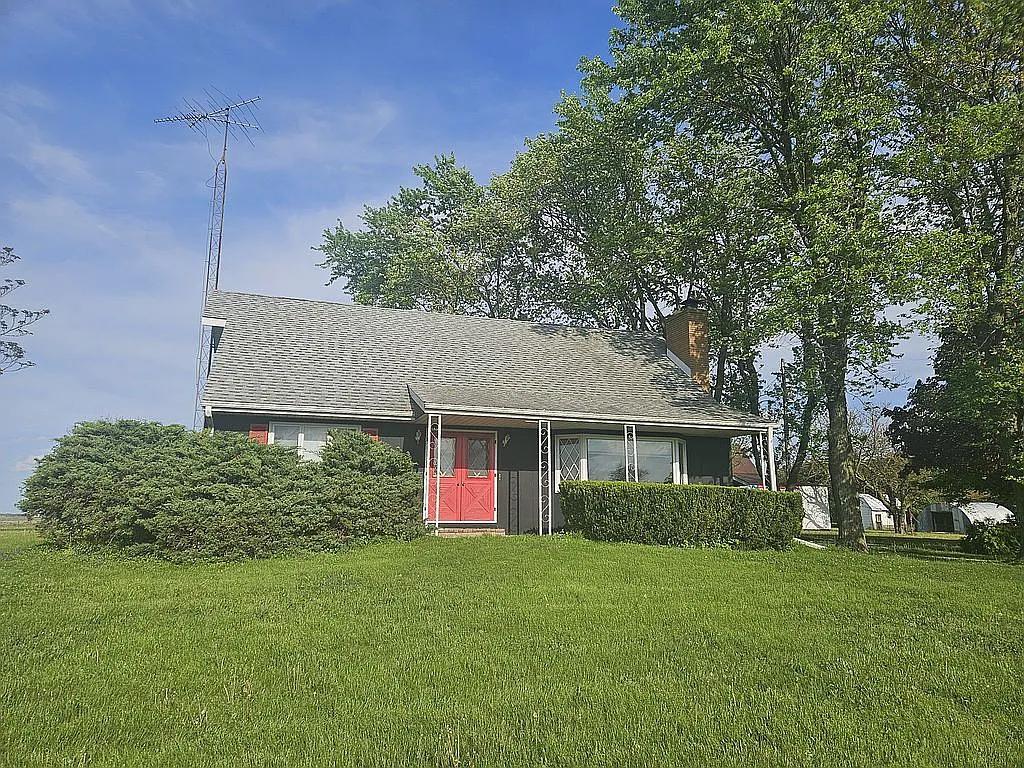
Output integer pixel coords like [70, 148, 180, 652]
[712, 341, 728, 403]
[821, 344, 866, 551]
[739, 355, 765, 484]
[784, 390, 818, 488]
[784, 334, 820, 488]
[886, 491, 902, 533]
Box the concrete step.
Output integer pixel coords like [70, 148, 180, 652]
[434, 527, 506, 538]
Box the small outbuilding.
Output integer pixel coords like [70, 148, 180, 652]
[797, 486, 896, 531]
[917, 502, 1012, 534]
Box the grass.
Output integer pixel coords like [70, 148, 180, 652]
[2, 529, 1022, 767]
[799, 528, 984, 562]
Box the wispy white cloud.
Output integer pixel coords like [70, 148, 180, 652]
[237, 97, 400, 173]
[4, 0, 280, 50]
[25, 140, 99, 188]
[0, 84, 53, 111]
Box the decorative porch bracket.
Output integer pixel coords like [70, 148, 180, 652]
[422, 413, 442, 527]
[538, 419, 552, 535]
[623, 423, 638, 482]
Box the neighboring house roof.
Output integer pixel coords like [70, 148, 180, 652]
[731, 454, 763, 486]
[860, 494, 890, 513]
[202, 291, 772, 430]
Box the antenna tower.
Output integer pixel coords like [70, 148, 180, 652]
[155, 91, 261, 428]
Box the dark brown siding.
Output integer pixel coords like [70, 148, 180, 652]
[496, 428, 542, 534]
[684, 436, 731, 484]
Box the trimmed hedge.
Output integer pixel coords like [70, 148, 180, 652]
[560, 481, 803, 550]
[19, 420, 423, 560]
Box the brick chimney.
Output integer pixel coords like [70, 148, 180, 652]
[662, 298, 710, 391]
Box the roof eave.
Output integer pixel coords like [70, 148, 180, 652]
[416, 402, 776, 432]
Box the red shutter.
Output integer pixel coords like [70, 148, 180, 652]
[362, 427, 380, 441]
[249, 424, 269, 445]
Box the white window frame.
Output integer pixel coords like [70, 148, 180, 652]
[268, 421, 358, 460]
[555, 434, 688, 489]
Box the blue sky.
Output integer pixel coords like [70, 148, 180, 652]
[0, 0, 931, 512]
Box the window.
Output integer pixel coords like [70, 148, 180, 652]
[636, 439, 675, 484]
[438, 436, 456, 476]
[557, 434, 684, 487]
[382, 435, 404, 451]
[269, 422, 356, 460]
[466, 437, 489, 478]
[300, 425, 331, 460]
[558, 438, 582, 485]
[586, 437, 628, 481]
[272, 423, 300, 449]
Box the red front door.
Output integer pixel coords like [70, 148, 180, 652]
[432, 432, 496, 523]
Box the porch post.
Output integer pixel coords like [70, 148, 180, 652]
[538, 419, 552, 535]
[766, 426, 778, 491]
[434, 414, 443, 529]
[623, 423, 638, 482]
[421, 416, 432, 522]
[422, 414, 443, 527]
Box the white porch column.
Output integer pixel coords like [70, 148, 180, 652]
[538, 419, 552, 535]
[622, 423, 638, 482]
[766, 425, 778, 491]
[421, 414, 443, 527]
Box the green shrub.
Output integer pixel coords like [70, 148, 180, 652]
[560, 481, 803, 550]
[962, 519, 1020, 559]
[19, 420, 424, 560]
[307, 429, 424, 544]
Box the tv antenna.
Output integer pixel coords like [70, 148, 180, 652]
[155, 91, 261, 429]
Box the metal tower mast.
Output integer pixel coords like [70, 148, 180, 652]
[155, 93, 260, 428]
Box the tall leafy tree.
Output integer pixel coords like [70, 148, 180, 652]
[890, 316, 1024, 551]
[658, 136, 788, 408]
[599, 0, 913, 549]
[503, 85, 679, 334]
[317, 155, 555, 320]
[1, 245, 48, 375]
[886, 0, 1023, 550]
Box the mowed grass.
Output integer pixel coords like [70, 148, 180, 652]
[1, 530, 1023, 767]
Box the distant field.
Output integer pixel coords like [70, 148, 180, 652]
[1, 529, 1022, 767]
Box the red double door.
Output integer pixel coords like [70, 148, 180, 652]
[431, 431, 496, 523]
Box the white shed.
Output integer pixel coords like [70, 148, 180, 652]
[797, 486, 896, 531]
[918, 502, 1012, 534]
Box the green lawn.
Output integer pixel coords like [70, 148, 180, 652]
[2, 529, 1022, 767]
[799, 529, 974, 559]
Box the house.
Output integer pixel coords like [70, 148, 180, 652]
[917, 502, 1013, 534]
[797, 486, 896, 531]
[200, 291, 778, 534]
[730, 453, 765, 488]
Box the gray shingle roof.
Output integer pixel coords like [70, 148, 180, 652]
[203, 291, 772, 430]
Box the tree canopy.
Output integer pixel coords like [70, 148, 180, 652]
[1, 245, 49, 375]
[316, 0, 1023, 549]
